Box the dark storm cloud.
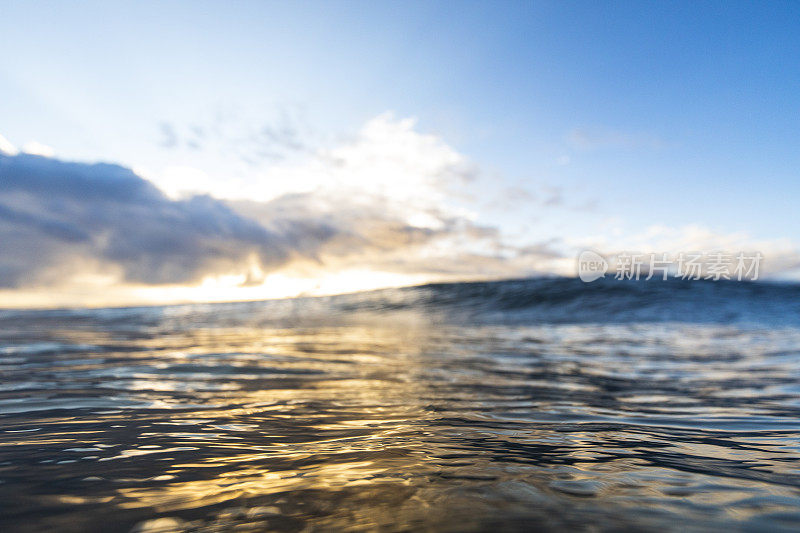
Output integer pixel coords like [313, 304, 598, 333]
[0, 152, 290, 287]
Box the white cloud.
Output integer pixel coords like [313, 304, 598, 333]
[0, 134, 18, 156]
[150, 113, 475, 221]
[21, 141, 55, 157]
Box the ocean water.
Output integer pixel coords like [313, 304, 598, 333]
[2, 278, 800, 532]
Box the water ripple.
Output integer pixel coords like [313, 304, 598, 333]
[2, 280, 800, 531]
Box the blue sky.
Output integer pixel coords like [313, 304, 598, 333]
[1, 1, 799, 306]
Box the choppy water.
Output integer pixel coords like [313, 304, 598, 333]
[3, 278, 800, 532]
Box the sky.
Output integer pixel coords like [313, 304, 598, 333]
[1, 0, 800, 307]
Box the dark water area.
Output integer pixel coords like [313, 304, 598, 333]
[2, 278, 800, 532]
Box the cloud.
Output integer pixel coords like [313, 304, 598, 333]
[21, 141, 55, 157]
[0, 134, 18, 156]
[217, 114, 565, 279]
[0, 152, 290, 288]
[14, 112, 795, 308]
[0, 115, 566, 304]
[157, 122, 178, 149]
[156, 104, 315, 171]
[153, 113, 476, 206]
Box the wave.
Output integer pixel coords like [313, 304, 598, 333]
[332, 277, 800, 326]
[2, 277, 799, 328]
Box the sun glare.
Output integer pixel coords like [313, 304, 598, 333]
[129, 269, 433, 307]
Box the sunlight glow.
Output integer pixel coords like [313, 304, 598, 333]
[131, 269, 433, 306]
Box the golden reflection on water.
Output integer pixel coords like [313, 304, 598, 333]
[3, 305, 800, 531]
[111, 324, 435, 521]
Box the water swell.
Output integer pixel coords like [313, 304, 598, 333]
[334, 277, 800, 325]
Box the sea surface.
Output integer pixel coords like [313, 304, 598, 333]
[2, 278, 800, 532]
